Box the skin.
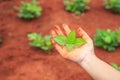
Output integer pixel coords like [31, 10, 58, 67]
[51, 24, 120, 80]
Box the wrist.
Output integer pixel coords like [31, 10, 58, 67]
[78, 52, 97, 67]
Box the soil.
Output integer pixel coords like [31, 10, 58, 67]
[0, 0, 120, 80]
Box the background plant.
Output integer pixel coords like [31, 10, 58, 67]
[17, 0, 42, 19]
[94, 29, 119, 51]
[64, 0, 90, 14]
[28, 33, 53, 51]
[54, 30, 86, 51]
[104, 0, 120, 13]
[111, 63, 120, 71]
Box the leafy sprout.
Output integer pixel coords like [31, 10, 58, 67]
[94, 29, 119, 51]
[104, 0, 120, 13]
[28, 33, 53, 51]
[17, 0, 42, 19]
[64, 0, 90, 14]
[54, 30, 87, 51]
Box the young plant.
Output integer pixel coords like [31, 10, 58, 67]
[54, 30, 86, 51]
[111, 63, 120, 71]
[64, 0, 90, 14]
[28, 33, 53, 51]
[17, 0, 42, 19]
[104, 0, 120, 13]
[94, 29, 119, 51]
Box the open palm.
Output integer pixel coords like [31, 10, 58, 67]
[51, 24, 94, 63]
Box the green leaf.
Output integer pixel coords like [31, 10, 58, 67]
[111, 63, 118, 69]
[74, 11, 81, 14]
[28, 33, 38, 40]
[66, 44, 74, 51]
[103, 36, 112, 43]
[67, 30, 76, 44]
[54, 35, 67, 45]
[44, 36, 51, 41]
[108, 46, 115, 51]
[111, 63, 120, 71]
[41, 46, 49, 51]
[66, 4, 72, 11]
[46, 41, 52, 46]
[75, 38, 87, 46]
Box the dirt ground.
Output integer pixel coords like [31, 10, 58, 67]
[0, 0, 120, 80]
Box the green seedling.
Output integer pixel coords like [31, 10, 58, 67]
[104, 0, 120, 13]
[28, 33, 53, 51]
[64, 0, 90, 14]
[54, 30, 86, 51]
[94, 29, 119, 51]
[17, 0, 42, 19]
[111, 63, 120, 71]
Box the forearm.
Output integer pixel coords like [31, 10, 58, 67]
[79, 53, 120, 80]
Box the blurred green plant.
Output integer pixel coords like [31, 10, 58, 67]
[94, 29, 119, 51]
[17, 0, 42, 19]
[28, 33, 53, 51]
[104, 0, 120, 13]
[64, 0, 90, 14]
[111, 63, 120, 71]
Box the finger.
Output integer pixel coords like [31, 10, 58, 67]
[78, 27, 91, 41]
[55, 25, 64, 35]
[51, 30, 57, 38]
[51, 39, 64, 55]
[51, 30, 65, 55]
[62, 24, 71, 36]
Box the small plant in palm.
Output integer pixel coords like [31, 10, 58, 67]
[28, 33, 53, 51]
[64, 0, 90, 14]
[17, 0, 42, 19]
[111, 63, 120, 71]
[104, 0, 120, 13]
[94, 29, 119, 51]
[54, 30, 86, 51]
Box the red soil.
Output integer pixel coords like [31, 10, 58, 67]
[0, 0, 120, 80]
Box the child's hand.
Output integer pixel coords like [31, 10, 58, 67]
[51, 24, 95, 64]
